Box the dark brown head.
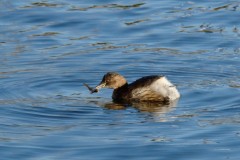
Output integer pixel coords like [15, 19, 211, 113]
[95, 72, 127, 91]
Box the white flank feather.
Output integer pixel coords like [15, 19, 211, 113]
[150, 77, 180, 100]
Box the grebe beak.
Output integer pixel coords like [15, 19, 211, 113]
[95, 82, 106, 91]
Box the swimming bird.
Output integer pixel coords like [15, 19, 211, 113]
[85, 72, 180, 103]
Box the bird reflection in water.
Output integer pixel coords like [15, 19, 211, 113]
[102, 99, 179, 120]
[83, 95, 179, 122]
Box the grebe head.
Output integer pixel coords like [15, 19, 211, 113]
[95, 72, 127, 90]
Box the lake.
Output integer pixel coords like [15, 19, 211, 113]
[0, 0, 240, 159]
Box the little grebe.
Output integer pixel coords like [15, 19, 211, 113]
[88, 72, 180, 103]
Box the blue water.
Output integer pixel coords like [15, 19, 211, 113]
[0, 0, 240, 159]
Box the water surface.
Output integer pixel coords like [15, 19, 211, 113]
[0, 0, 240, 159]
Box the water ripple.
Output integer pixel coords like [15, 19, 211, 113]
[69, 3, 145, 11]
[1, 0, 240, 160]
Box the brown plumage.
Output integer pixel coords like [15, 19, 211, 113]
[85, 72, 180, 103]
